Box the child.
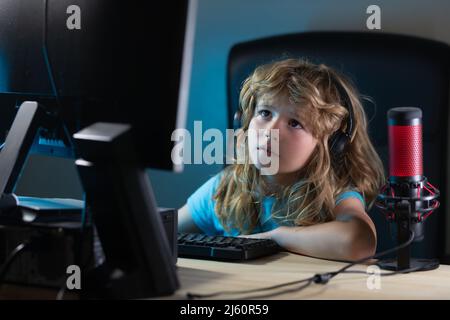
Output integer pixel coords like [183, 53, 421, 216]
[178, 58, 385, 262]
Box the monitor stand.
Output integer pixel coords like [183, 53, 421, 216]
[73, 122, 179, 299]
[0, 101, 81, 224]
[0, 101, 46, 210]
[0, 101, 90, 291]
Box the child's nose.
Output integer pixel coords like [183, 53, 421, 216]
[261, 128, 280, 143]
[264, 119, 282, 139]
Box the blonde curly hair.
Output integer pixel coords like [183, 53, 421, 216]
[214, 58, 385, 233]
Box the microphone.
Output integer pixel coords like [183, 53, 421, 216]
[376, 107, 440, 271]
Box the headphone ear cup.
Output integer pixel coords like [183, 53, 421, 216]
[329, 132, 349, 162]
[233, 110, 243, 129]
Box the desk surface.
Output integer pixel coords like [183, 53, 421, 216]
[1, 253, 449, 300]
[172, 252, 450, 300]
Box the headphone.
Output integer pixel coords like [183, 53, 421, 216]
[327, 74, 354, 164]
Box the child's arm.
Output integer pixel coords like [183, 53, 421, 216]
[243, 197, 377, 262]
[178, 204, 203, 234]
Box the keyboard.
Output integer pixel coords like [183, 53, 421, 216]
[177, 233, 281, 261]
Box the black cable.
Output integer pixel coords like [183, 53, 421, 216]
[326, 230, 415, 280]
[241, 265, 425, 299]
[236, 278, 314, 300]
[0, 242, 30, 285]
[187, 275, 314, 299]
[186, 230, 418, 299]
[341, 266, 424, 276]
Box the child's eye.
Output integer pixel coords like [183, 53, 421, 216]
[289, 119, 303, 129]
[257, 109, 272, 119]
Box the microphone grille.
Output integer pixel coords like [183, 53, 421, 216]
[388, 107, 423, 179]
[388, 125, 423, 177]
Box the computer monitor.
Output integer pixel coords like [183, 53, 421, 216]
[0, 0, 197, 298]
[0, 0, 193, 171]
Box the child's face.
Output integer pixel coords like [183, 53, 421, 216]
[248, 93, 318, 178]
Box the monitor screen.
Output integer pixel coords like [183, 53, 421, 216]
[0, 0, 195, 172]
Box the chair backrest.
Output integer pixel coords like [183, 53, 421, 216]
[227, 31, 450, 261]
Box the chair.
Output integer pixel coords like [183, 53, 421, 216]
[226, 31, 450, 262]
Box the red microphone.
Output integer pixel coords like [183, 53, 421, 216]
[376, 107, 440, 271]
[388, 107, 423, 183]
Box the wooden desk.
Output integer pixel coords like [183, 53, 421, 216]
[171, 252, 450, 299]
[2, 253, 449, 300]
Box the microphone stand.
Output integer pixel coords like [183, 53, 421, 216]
[376, 178, 440, 271]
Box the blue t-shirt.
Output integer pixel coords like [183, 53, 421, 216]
[187, 173, 365, 236]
